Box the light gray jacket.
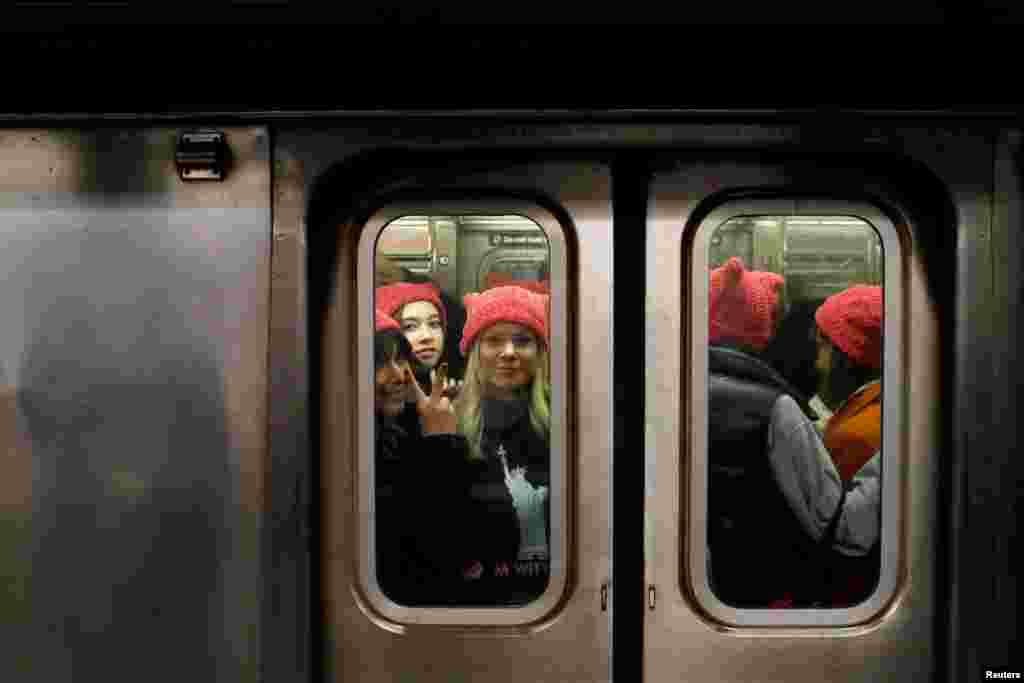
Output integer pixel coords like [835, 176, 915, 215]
[767, 394, 881, 556]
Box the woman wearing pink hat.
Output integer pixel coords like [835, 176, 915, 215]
[454, 285, 552, 604]
[808, 285, 884, 606]
[706, 257, 830, 607]
[373, 309, 517, 606]
[812, 285, 883, 481]
[376, 281, 463, 398]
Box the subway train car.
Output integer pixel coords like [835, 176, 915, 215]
[1, 103, 1020, 683]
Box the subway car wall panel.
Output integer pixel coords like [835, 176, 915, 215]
[0, 113, 1019, 683]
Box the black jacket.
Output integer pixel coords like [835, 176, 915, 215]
[464, 397, 551, 605]
[375, 396, 552, 607]
[375, 410, 523, 607]
[707, 345, 826, 607]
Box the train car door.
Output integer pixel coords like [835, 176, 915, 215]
[0, 128, 272, 682]
[642, 139, 980, 681]
[282, 127, 613, 683]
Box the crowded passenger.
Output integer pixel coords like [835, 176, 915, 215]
[375, 253, 468, 380]
[455, 285, 552, 603]
[376, 281, 448, 375]
[812, 285, 883, 482]
[373, 309, 501, 605]
[706, 257, 826, 607]
[807, 285, 884, 605]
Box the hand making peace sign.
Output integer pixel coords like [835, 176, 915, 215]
[406, 363, 461, 435]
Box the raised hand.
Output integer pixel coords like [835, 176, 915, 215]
[440, 376, 464, 402]
[407, 363, 457, 435]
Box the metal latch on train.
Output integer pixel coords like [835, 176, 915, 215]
[175, 130, 229, 181]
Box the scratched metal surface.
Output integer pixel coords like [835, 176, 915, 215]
[0, 128, 270, 683]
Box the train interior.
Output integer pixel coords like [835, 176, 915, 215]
[376, 214, 550, 304]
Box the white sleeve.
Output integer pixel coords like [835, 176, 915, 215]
[809, 394, 834, 435]
[767, 395, 843, 542]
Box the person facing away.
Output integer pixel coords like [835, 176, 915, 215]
[454, 285, 552, 604]
[705, 256, 833, 607]
[372, 309, 507, 606]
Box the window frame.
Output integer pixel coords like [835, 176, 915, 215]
[355, 200, 569, 627]
[687, 198, 905, 628]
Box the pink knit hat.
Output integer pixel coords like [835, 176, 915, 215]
[375, 282, 447, 328]
[708, 257, 784, 351]
[460, 285, 549, 355]
[375, 308, 401, 333]
[815, 285, 883, 370]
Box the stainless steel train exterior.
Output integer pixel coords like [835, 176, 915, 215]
[0, 110, 1019, 683]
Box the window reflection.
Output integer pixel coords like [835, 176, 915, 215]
[372, 215, 552, 607]
[705, 216, 883, 609]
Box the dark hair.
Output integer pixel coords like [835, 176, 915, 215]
[762, 299, 822, 401]
[394, 271, 466, 381]
[820, 339, 881, 410]
[375, 328, 415, 370]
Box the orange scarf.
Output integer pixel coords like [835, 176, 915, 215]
[823, 382, 882, 482]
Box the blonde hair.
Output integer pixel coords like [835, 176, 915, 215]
[455, 335, 551, 461]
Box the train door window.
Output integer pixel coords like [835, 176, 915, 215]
[357, 203, 567, 626]
[691, 200, 903, 627]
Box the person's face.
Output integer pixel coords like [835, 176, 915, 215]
[400, 300, 445, 370]
[478, 322, 540, 397]
[375, 351, 411, 418]
[815, 325, 834, 379]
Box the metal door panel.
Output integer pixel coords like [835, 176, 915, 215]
[0, 128, 271, 682]
[300, 141, 612, 681]
[643, 155, 953, 681]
